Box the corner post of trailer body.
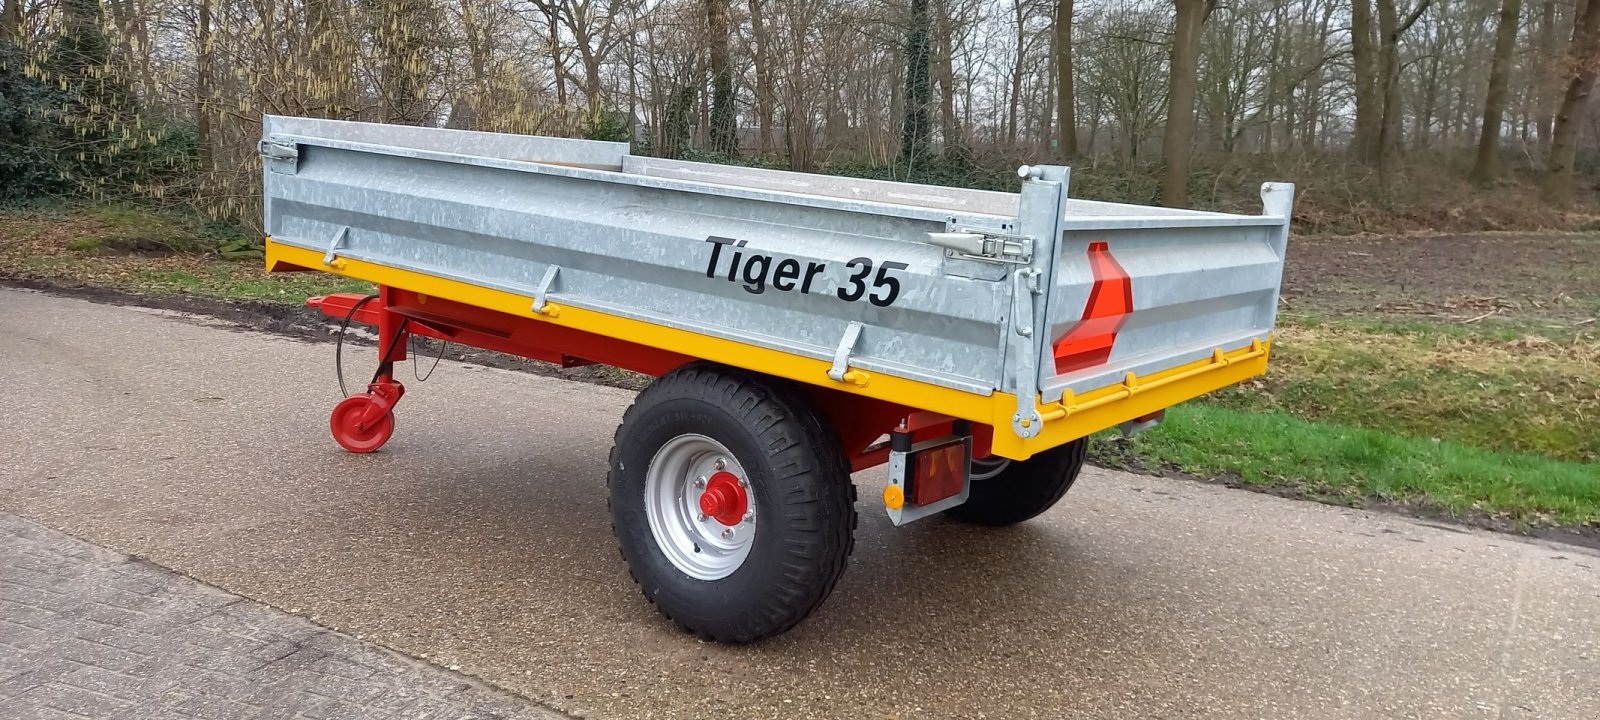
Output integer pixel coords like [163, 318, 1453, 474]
[1259, 182, 1296, 331]
[1006, 165, 1070, 440]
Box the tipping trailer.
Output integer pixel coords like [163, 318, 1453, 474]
[261, 116, 1294, 642]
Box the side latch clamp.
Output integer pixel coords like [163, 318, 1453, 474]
[258, 139, 300, 175]
[925, 228, 1033, 264]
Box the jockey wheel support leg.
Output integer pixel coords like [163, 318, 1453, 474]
[330, 288, 408, 453]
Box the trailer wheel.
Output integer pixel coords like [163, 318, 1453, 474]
[607, 363, 856, 643]
[943, 437, 1088, 526]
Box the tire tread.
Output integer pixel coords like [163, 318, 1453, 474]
[944, 438, 1088, 527]
[606, 363, 855, 643]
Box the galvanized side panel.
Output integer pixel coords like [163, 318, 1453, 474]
[264, 143, 1013, 394]
[1037, 210, 1290, 402]
[625, 157, 1251, 223]
[625, 157, 1021, 217]
[263, 115, 629, 168]
[1063, 198, 1236, 218]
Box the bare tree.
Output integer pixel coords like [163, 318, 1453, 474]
[901, 0, 933, 165]
[1081, 3, 1168, 162]
[1, 0, 22, 46]
[1471, 0, 1523, 183]
[1352, 0, 1380, 159]
[10, 0, 1600, 226]
[748, 0, 776, 153]
[196, 0, 214, 170]
[1160, 0, 1214, 207]
[1547, 0, 1600, 200]
[1374, 0, 1433, 176]
[706, 0, 736, 154]
[1054, 0, 1076, 159]
[1533, 0, 1559, 150]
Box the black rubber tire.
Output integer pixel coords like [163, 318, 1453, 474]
[943, 437, 1088, 526]
[607, 362, 856, 643]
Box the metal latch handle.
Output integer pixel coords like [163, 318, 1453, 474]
[258, 140, 298, 160]
[258, 139, 300, 174]
[925, 230, 1033, 264]
[924, 232, 988, 256]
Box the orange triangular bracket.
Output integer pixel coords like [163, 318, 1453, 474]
[1051, 241, 1133, 375]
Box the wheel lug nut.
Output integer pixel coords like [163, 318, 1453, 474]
[713, 458, 726, 470]
[693, 476, 706, 488]
[743, 512, 754, 524]
[697, 513, 708, 522]
[739, 479, 749, 488]
[721, 528, 734, 539]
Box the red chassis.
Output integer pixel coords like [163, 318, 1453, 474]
[310, 287, 994, 469]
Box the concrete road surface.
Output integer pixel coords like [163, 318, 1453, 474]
[1, 513, 565, 720]
[1, 287, 1596, 720]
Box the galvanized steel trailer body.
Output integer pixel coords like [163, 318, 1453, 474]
[261, 116, 1293, 641]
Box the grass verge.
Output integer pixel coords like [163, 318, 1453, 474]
[1213, 316, 1600, 463]
[0, 204, 370, 301]
[1091, 404, 1600, 528]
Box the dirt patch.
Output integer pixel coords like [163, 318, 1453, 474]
[1282, 233, 1600, 324]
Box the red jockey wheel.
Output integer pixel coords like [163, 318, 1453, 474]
[697, 471, 749, 527]
[329, 391, 397, 453]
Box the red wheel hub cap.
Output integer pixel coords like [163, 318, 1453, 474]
[698, 471, 748, 527]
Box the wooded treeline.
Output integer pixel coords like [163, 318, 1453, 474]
[1, 0, 1598, 225]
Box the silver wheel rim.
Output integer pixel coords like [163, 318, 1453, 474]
[971, 456, 1011, 481]
[644, 434, 756, 581]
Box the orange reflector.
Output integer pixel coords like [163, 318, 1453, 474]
[883, 484, 905, 509]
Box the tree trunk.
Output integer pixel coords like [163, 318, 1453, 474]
[1040, 11, 1055, 156]
[0, 0, 20, 47]
[455, 0, 491, 129]
[1547, 0, 1600, 201]
[195, 0, 213, 171]
[900, 0, 932, 166]
[1055, 0, 1077, 160]
[581, 52, 603, 113]
[1535, 0, 1559, 151]
[1471, 0, 1523, 183]
[544, 4, 567, 109]
[748, 0, 775, 154]
[1261, 0, 1286, 154]
[1376, 0, 1402, 166]
[665, 83, 695, 159]
[1303, 4, 1335, 150]
[1160, 0, 1210, 208]
[378, 0, 431, 125]
[705, 0, 736, 156]
[1374, 0, 1433, 179]
[1414, 53, 1438, 149]
[1006, 0, 1025, 146]
[1351, 0, 1380, 160]
[933, 0, 967, 164]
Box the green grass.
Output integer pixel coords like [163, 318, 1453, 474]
[1288, 310, 1599, 344]
[1, 203, 371, 303]
[1092, 404, 1600, 527]
[1213, 318, 1600, 463]
[130, 267, 373, 302]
